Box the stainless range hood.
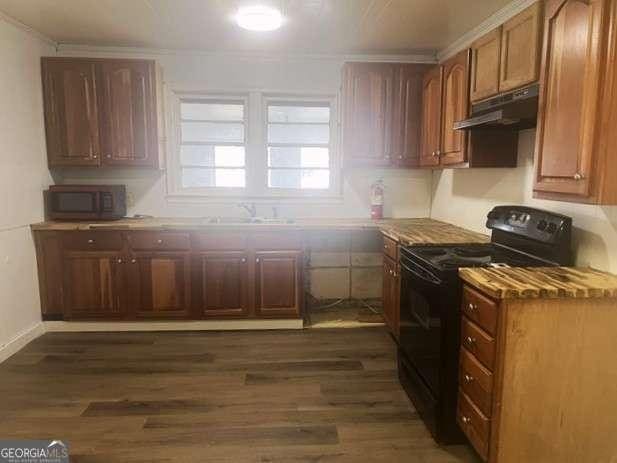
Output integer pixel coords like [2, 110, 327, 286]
[454, 84, 539, 130]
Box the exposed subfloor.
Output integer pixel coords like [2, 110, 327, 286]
[0, 328, 480, 462]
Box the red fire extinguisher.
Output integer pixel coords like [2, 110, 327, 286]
[370, 179, 384, 220]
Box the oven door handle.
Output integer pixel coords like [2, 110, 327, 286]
[401, 262, 442, 286]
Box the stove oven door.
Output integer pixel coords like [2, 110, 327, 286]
[399, 258, 445, 400]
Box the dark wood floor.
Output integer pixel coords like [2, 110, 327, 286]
[0, 328, 479, 462]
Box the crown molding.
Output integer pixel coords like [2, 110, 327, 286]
[437, 0, 539, 62]
[0, 10, 57, 47]
[56, 43, 438, 64]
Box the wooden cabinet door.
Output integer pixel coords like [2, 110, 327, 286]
[42, 59, 101, 167]
[441, 50, 471, 166]
[63, 251, 124, 319]
[420, 65, 443, 167]
[382, 257, 400, 338]
[99, 60, 159, 167]
[126, 252, 191, 318]
[534, 0, 604, 198]
[255, 251, 303, 318]
[195, 252, 250, 318]
[342, 63, 395, 167]
[499, 2, 543, 92]
[392, 65, 426, 167]
[470, 28, 502, 102]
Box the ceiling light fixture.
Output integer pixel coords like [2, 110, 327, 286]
[236, 5, 283, 32]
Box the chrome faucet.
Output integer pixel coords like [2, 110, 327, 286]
[238, 202, 257, 218]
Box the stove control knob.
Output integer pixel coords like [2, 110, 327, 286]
[537, 220, 548, 231]
[546, 223, 558, 234]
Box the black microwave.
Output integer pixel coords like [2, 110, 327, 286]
[46, 185, 127, 221]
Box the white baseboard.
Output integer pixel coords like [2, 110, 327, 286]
[0, 322, 45, 363]
[44, 319, 304, 332]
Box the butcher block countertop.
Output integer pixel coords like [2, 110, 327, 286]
[459, 267, 617, 300]
[31, 216, 490, 245]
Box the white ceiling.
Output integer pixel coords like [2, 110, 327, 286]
[0, 0, 513, 55]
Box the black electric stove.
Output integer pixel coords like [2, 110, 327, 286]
[397, 206, 572, 444]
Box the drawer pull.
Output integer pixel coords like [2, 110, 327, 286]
[241, 258, 247, 263]
[461, 415, 471, 425]
[156, 239, 163, 244]
[256, 258, 260, 263]
[466, 336, 476, 346]
[87, 239, 95, 244]
[116, 258, 123, 264]
[131, 259, 137, 264]
[464, 374, 474, 383]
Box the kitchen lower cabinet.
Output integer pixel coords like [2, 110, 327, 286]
[457, 282, 617, 462]
[34, 230, 304, 321]
[255, 251, 303, 318]
[195, 252, 250, 318]
[126, 252, 191, 319]
[63, 251, 125, 319]
[381, 235, 400, 339]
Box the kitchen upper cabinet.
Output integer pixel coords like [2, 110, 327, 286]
[99, 60, 159, 167]
[255, 251, 303, 318]
[63, 251, 125, 319]
[471, 3, 543, 102]
[41, 57, 159, 169]
[420, 65, 443, 167]
[342, 63, 395, 167]
[499, 2, 543, 92]
[470, 28, 502, 102]
[196, 252, 250, 318]
[534, 0, 617, 203]
[126, 252, 191, 319]
[392, 65, 427, 167]
[342, 62, 428, 168]
[440, 50, 471, 165]
[42, 59, 101, 167]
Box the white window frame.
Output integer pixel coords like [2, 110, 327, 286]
[166, 89, 341, 201]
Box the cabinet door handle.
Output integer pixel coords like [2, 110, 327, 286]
[116, 258, 123, 264]
[156, 239, 163, 244]
[87, 239, 95, 244]
[92, 155, 98, 159]
[461, 416, 471, 425]
[574, 173, 584, 180]
[131, 259, 137, 264]
[397, 155, 403, 160]
[256, 258, 260, 263]
[106, 154, 112, 159]
[465, 336, 476, 346]
[464, 374, 474, 383]
[467, 303, 477, 312]
[241, 258, 247, 263]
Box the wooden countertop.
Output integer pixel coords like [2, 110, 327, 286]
[380, 221, 489, 246]
[459, 267, 617, 300]
[31, 216, 490, 246]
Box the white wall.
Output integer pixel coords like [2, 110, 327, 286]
[0, 16, 55, 355]
[430, 130, 617, 273]
[58, 48, 433, 219]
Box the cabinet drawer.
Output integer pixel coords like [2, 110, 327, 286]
[382, 235, 398, 261]
[459, 347, 494, 417]
[458, 391, 490, 461]
[462, 286, 498, 336]
[127, 232, 190, 251]
[462, 317, 496, 371]
[192, 233, 247, 251]
[63, 232, 123, 251]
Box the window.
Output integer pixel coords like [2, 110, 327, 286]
[179, 99, 246, 189]
[267, 102, 331, 190]
[168, 91, 339, 199]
